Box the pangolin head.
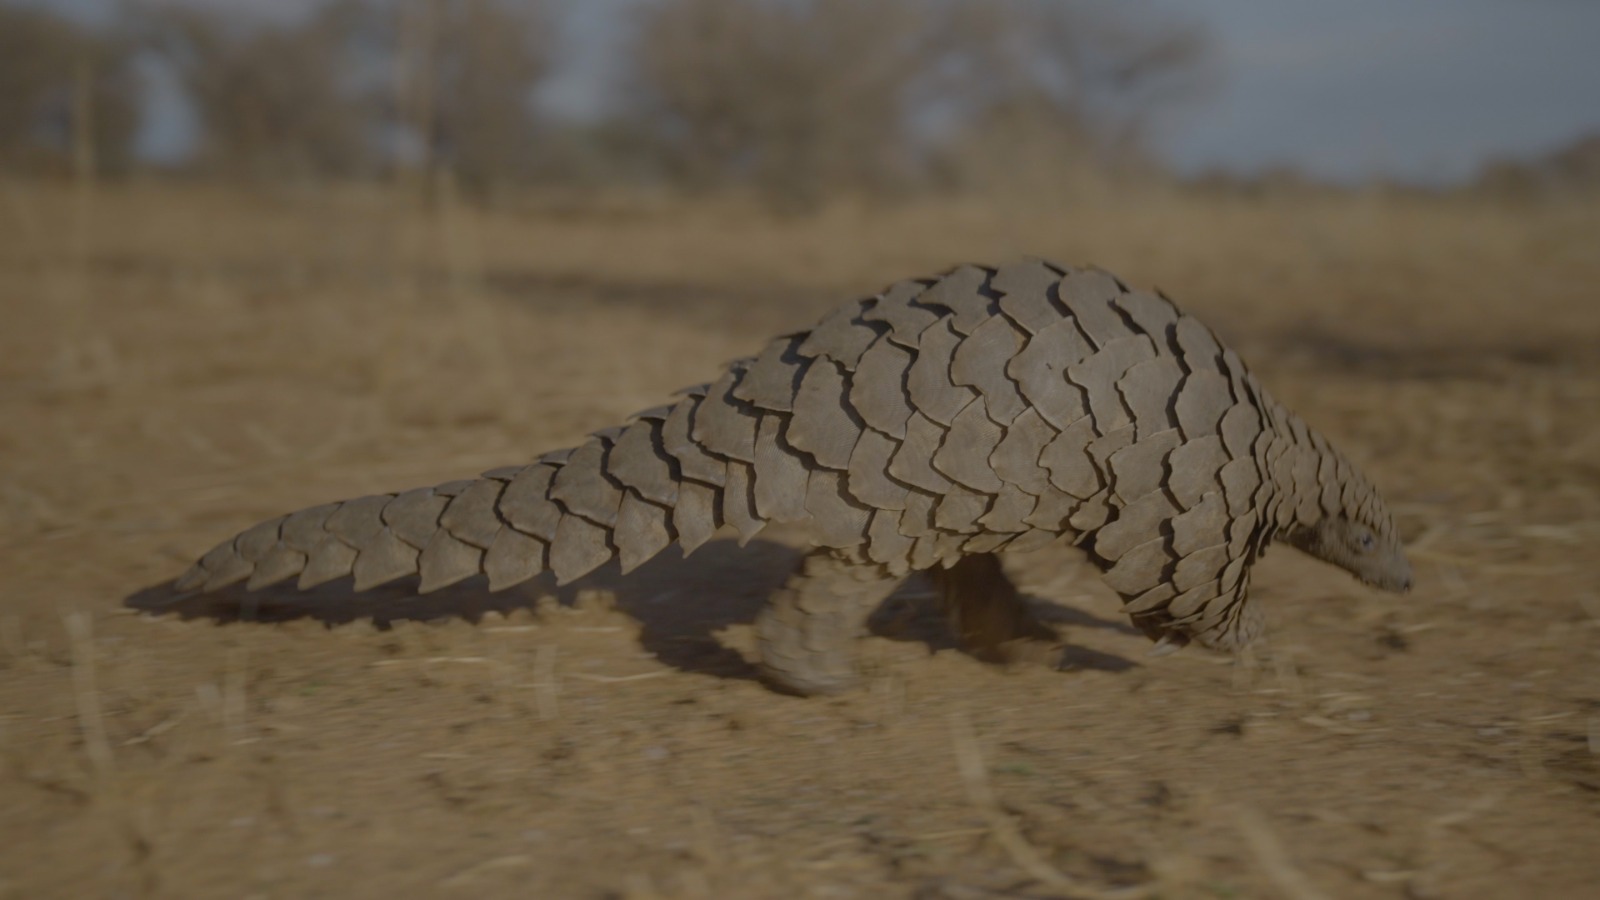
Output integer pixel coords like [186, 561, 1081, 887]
[1289, 486, 1413, 593]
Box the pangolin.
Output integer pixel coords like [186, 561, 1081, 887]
[174, 261, 1412, 694]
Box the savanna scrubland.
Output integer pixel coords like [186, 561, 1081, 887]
[2, 0, 1598, 897]
[2, 180, 1596, 898]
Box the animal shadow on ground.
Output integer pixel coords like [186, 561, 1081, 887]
[124, 539, 1138, 685]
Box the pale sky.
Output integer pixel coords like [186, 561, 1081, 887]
[31, 0, 1600, 184]
[1159, 0, 1600, 182]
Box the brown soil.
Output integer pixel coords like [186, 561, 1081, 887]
[2, 183, 1597, 899]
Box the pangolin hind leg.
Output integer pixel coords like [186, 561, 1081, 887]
[754, 549, 899, 696]
[931, 553, 1060, 665]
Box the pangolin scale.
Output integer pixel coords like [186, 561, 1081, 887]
[175, 261, 1412, 694]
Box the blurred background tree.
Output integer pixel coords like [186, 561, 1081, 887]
[389, 0, 555, 194]
[0, 0, 1216, 203]
[132, 0, 554, 193]
[617, 0, 1211, 204]
[922, 0, 1211, 193]
[141, 1, 380, 181]
[2, 0, 1590, 206]
[621, 0, 936, 205]
[0, 4, 141, 178]
[0, 0, 1213, 202]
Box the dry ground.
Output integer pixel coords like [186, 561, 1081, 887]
[1, 181, 1597, 898]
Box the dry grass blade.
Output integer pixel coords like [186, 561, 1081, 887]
[1407, 792, 1504, 894]
[370, 656, 499, 667]
[564, 670, 669, 683]
[123, 712, 186, 747]
[223, 647, 248, 740]
[1232, 806, 1331, 900]
[533, 644, 559, 721]
[62, 611, 114, 775]
[947, 712, 1152, 899]
[437, 854, 534, 888]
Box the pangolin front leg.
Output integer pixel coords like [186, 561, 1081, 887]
[755, 551, 1060, 695]
[754, 550, 899, 696]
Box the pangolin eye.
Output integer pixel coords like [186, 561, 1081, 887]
[1359, 533, 1376, 551]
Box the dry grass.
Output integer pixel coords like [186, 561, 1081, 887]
[0, 179, 1597, 898]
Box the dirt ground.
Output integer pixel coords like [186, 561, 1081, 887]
[1, 182, 1597, 898]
